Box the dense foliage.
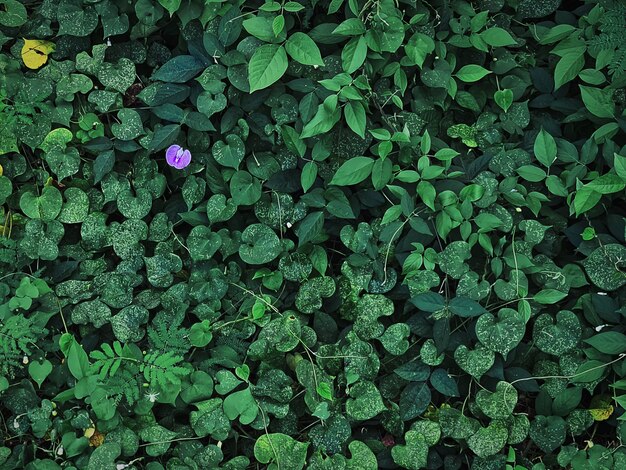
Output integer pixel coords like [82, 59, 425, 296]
[1, 0, 626, 468]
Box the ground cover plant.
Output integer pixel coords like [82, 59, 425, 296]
[0, 0, 625, 468]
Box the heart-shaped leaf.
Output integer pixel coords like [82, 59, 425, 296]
[454, 344, 495, 379]
[475, 381, 518, 419]
[533, 310, 581, 356]
[475, 308, 525, 357]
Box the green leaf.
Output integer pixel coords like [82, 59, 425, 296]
[573, 187, 601, 216]
[516, 165, 546, 182]
[254, 433, 308, 470]
[230, 171, 262, 206]
[429, 368, 459, 397]
[330, 157, 374, 186]
[494, 89, 513, 112]
[28, 359, 53, 388]
[344, 102, 366, 138]
[223, 387, 258, 424]
[554, 52, 585, 90]
[533, 289, 567, 304]
[155, 0, 179, 16]
[571, 360, 607, 383]
[582, 244, 626, 291]
[455, 65, 491, 82]
[153, 55, 204, 83]
[533, 128, 557, 167]
[20, 186, 63, 221]
[449, 296, 487, 318]
[584, 332, 626, 355]
[586, 173, 626, 194]
[614, 153, 626, 180]
[0, 0, 27, 26]
[579, 85, 615, 118]
[391, 430, 429, 470]
[301, 162, 318, 192]
[342, 36, 367, 74]
[248, 44, 289, 93]
[480, 27, 517, 47]
[285, 32, 324, 66]
[475, 309, 525, 357]
[239, 224, 282, 264]
[295, 211, 324, 246]
[346, 381, 386, 421]
[533, 310, 581, 356]
[405, 32, 434, 68]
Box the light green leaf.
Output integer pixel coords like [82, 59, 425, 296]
[554, 52, 585, 90]
[480, 27, 517, 47]
[455, 65, 491, 82]
[342, 36, 367, 74]
[330, 157, 374, 186]
[248, 44, 289, 93]
[285, 32, 324, 66]
[579, 85, 615, 118]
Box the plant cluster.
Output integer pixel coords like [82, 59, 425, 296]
[0, 0, 625, 469]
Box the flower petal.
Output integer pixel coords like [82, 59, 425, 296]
[165, 145, 182, 167]
[178, 149, 192, 169]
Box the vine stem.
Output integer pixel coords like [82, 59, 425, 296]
[509, 353, 626, 386]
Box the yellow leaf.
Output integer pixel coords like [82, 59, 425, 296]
[21, 39, 55, 70]
[589, 395, 614, 421]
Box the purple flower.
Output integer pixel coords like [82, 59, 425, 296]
[165, 144, 191, 169]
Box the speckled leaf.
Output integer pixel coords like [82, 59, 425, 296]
[468, 420, 508, 458]
[346, 381, 386, 421]
[144, 251, 182, 288]
[19, 220, 64, 260]
[58, 1, 98, 36]
[98, 59, 136, 93]
[533, 310, 581, 356]
[187, 226, 222, 261]
[71, 299, 111, 328]
[391, 430, 429, 470]
[296, 276, 335, 314]
[117, 189, 152, 219]
[354, 294, 394, 340]
[239, 224, 282, 265]
[475, 381, 518, 419]
[212, 134, 245, 169]
[112, 109, 144, 141]
[438, 241, 471, 278]
[309, 414, 351, 454]
[582, 244, 626, 291]
[57, 188, 89, 223]
[190, 399, 230, 440]
[110, 305, 149, 342]
[206, 194, 237, 223]
[475, 308, 525, 357]
[379, 323, 410, 355]
[139, 425, 177, 457]
[530, 415, 566, 453]
[454, 343, 495, 379]
[45, 147, 80, 181]
[254, 433, 309, 470]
